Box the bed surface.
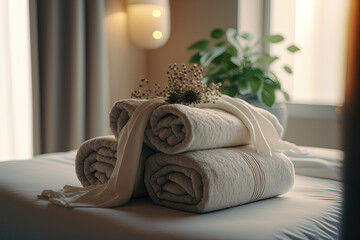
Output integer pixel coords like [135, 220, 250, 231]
[0, 148, 342, 240]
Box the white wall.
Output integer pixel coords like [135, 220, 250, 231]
[238, 0, 264, 42]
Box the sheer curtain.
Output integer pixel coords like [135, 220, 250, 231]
[0, 0, 33, 161]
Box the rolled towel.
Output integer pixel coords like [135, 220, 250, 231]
[75, 136, 154, 198]
[109, 99, 146, 139]
[144, 145, 295, 213]
[145, 104, 251, 154]
[109, 99, 284, 154]
[41, 97, 300, 208]
[75, 136, 117, 187]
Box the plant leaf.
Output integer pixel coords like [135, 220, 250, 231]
[226, 28, 241, 52]
[287, 45, 300, 53]
[240, 33, 252, 41]
[266, 34, 284, 43]
[255, 53, 279, 65]
[189, 52, 201, 64]
[260, 82, 275, 107]
[283, 65, 293, 74]
[282, 91, 290, 101]
[273, 79, 281, 89]
[236, 79, 252, 95]
[216, 41, 226, 46]
[187, 40, 209, 51]
[241, 67, 263, 93]
[222, 86, 238, 97]
[256, 58, 265, 64]
[226, 46, 237, 55]
[230, 56, 241, 66]
[211, 29, 225, 39]
[207, 66, 216, 75]
[249, 77, 262, 93]
[267, 56, 279, 64]
[200, 46, 227, 67]
[202, 76, 211, 85]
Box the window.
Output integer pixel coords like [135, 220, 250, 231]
[270, 0, 349, 105]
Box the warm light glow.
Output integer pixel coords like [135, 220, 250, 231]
[152, 9, 161, 17]
[152, 30, 162, 39]
[127, 0, 170, 49]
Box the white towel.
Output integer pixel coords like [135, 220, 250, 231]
[145, 145, 295, 213]
[75, 136, 118, 187]
[145, 104, 251, 154]
[109, 99, 145, 140]
[75, 136, 154, 198]
[110, 98, 285, 154]
[285, 146, 343, 181]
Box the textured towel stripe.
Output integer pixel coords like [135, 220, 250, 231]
[240, 151, 266, 202]
[247, 152, 266, 201]
[245, 154, 260, 201]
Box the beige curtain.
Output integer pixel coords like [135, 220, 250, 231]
[29, 0, 109, 154]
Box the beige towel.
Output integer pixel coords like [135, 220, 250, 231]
[144, 145, 295, 213]
[109, 99, 284, 154]
[109, 99, 146, 139]
[41, 96, 300, 208]
[75, 136, 154, 198]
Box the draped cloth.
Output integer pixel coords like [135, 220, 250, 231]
[41, 95, 302, 207]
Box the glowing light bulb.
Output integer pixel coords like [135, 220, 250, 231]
[127, 0, 170, 49]
[152, 9, 161, 17]
[152, 31, 163, 39]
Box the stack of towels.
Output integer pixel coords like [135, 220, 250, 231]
[42, 96, 301, 213]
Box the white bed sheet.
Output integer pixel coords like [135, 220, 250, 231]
[0, 148, 342, 240]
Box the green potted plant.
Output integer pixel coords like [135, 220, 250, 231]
[187, 28, 300, 130]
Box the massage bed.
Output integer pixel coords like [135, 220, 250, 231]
[0, 146, 342, 240]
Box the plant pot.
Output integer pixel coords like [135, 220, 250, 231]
[246, 98, 288, 136]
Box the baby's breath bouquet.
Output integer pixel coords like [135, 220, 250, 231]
[131, 63, 221, 105]
[187, 28, 300, 107]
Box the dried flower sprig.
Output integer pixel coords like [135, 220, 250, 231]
[130, 78, 166, 99]
[131, 63, 222, 105]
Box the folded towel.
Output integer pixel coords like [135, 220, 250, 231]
[144, 145, 295, 213]
[75, 136, 154, 198]
[285, 146, 343, 181]
[110, 98, 284, 154]
[41, 96, 300, 208]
